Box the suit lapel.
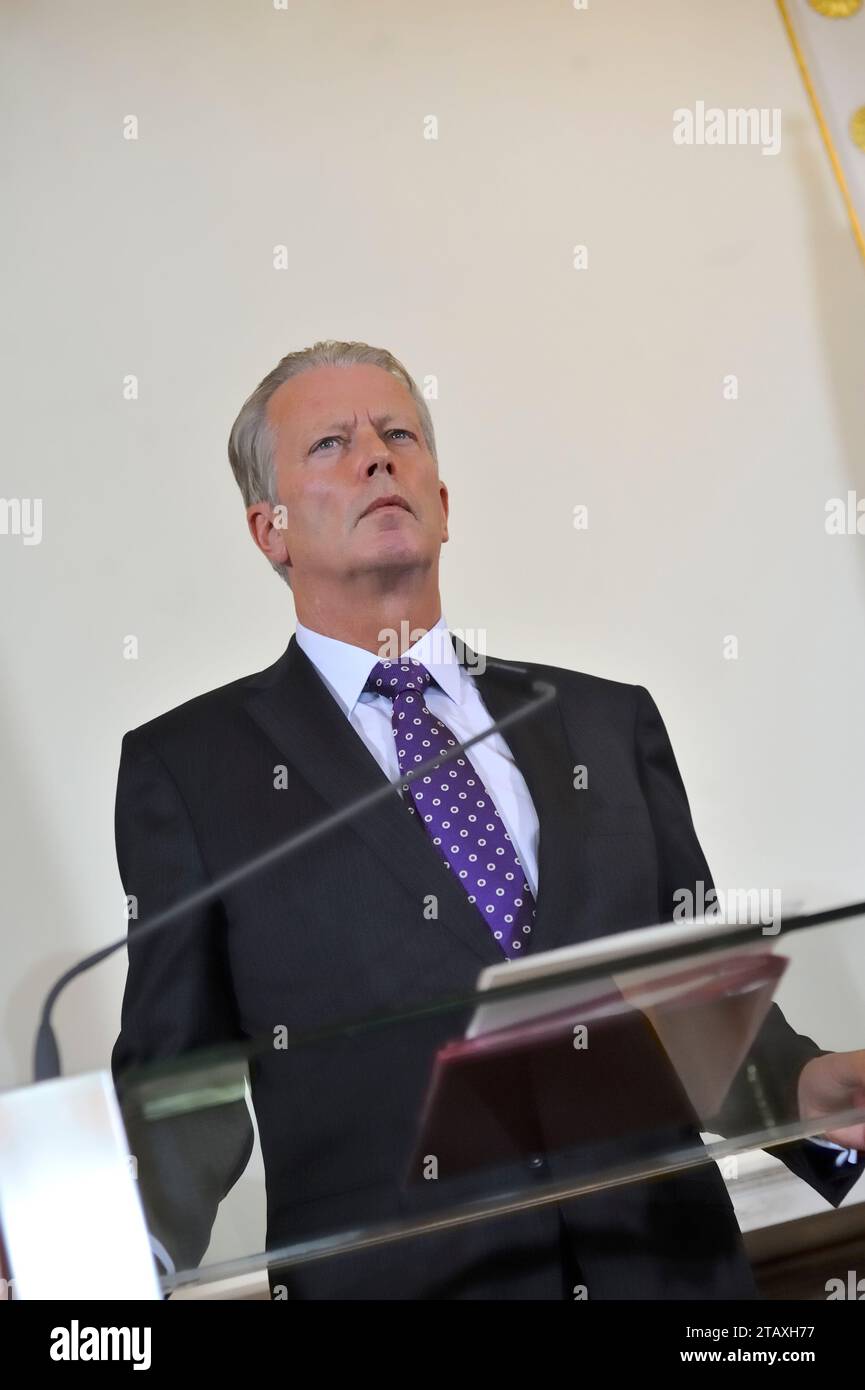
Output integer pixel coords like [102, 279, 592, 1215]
[243, 635, 590, 967]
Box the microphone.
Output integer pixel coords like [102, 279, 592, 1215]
[33, 660, 557, 1083]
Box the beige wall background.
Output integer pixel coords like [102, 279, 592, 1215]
[2, 0, 864, 1261]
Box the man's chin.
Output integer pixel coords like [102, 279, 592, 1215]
[349, 544, 430, 579]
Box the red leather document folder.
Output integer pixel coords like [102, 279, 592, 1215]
[405, 952, 787, 1184]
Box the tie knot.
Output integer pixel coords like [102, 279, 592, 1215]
[364, 657, 434, 700]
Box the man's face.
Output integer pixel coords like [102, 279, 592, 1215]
[261, 363, 449, 588]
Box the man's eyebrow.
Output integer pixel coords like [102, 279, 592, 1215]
[310, 419, 354, 437]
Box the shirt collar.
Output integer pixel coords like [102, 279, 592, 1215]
[294, 615, 464, 717]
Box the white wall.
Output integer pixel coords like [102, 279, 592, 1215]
[2, 0, 864, 1264]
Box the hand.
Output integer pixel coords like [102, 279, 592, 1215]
[798, 1050, 865, 1149]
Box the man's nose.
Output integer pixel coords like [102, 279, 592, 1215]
[355, 429, 395, 476]
[365, 456, 394, 477]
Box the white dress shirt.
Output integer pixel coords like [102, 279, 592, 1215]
[294, 615, 540, 900]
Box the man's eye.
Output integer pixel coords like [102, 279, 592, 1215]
[311, 429, 414, 453]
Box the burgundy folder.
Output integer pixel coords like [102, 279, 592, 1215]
[405, 952, 787, 1184]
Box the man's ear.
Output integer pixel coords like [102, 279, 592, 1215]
[247, 502, 291, 568]
[439, 480, 449, 542]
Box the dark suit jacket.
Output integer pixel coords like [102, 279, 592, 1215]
[111, 634, 863, 1299]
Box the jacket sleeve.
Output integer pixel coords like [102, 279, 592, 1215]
[111, 728, 255, 1271]
[633, 684, 864, 1208]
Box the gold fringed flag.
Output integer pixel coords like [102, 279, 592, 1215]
[777, 0, 865, 265]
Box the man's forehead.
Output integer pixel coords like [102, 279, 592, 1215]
[266, 364, 416, 437]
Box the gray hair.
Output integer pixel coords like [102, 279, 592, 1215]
[227, 339, 438, 588]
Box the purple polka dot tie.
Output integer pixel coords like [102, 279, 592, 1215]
[364, 658, 537, 959]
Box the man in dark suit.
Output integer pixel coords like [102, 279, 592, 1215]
[111, 339, 865, 1299]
